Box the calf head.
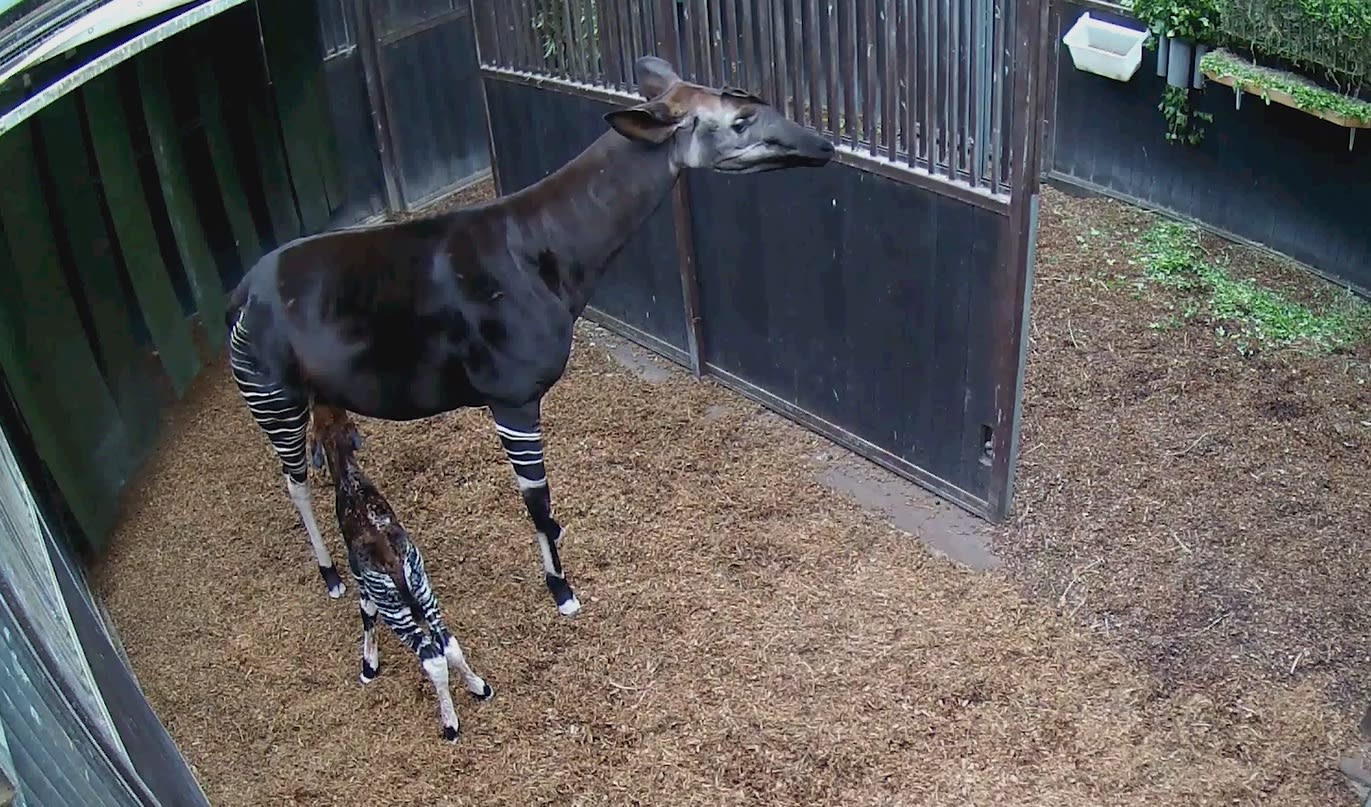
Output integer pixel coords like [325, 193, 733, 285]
[605, 55, 835, 174]
[310, 404, 365, 475]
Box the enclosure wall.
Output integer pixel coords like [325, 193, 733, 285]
[482, 76, 1007, 513]
[317, 0, 492, 217]
[1045, 0, 1371, 293]
[474, 0, 1045, 520]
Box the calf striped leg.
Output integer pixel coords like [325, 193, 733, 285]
[228, 318, 344, 598]
[489, 402, 581, 617]
[349, 553, 382, 682]
[403, 544, 493, 700]
[361, 568, 463, 742]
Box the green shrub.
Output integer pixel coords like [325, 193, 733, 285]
[1217, 0, 1371, 87]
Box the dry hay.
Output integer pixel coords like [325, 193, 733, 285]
[90, 183, 1358, 806]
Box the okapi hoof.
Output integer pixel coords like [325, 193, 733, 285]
[360, 660, 380, 684]
[319, 564, 345, 599]
[442, 725, 460, 744]
[546, 574, 580, 617]
[474, 682, 494, 700]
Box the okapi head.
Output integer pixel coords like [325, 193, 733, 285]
[605, 55, 835, 174]
[310, 404, 365, 478]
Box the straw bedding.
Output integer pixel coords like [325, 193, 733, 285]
[92, 183, 1362, 806]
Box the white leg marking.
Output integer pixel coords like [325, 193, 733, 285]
[285, 475, 343, 598]
[422, 655, 461, 742]
[536, 532, 559, 578]
[443, 636, 492, 698]
[515, 474, 548, 492]
[360, 598, 380, 683]
[538, 531, 581, 616]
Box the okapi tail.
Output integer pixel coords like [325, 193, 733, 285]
[224, 274, 250, 330]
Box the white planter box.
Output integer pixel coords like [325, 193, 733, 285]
[1062, 12, 1148, 82]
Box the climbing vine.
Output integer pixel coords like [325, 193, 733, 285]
[1158, 85, 1214, 143]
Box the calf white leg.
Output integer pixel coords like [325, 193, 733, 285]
[443, 636, 493, 700]
[420, 649, 461, 742]
[358, 595, 381, 683]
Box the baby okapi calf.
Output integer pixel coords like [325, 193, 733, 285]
[310, 404, 492, 742]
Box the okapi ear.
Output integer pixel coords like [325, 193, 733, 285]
[634, 55, 681, 99]
[721, 86, 767, 105]
[604, 100, 685, 145]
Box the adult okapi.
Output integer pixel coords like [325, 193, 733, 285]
[224, 55, 835, 618]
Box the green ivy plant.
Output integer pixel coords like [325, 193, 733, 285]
[1128, 0, 1222, 42]
[1159, 85, 1214, 143]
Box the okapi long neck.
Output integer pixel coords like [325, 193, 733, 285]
[510, 129, 681, 313]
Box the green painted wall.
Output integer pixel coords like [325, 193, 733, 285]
[0, 1, 346, 554]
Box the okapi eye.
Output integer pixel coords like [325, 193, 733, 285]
[731, 116, 752, 134]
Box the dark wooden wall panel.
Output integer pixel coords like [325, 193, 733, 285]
[377, 8, 492, 206]
[1049, 1, 1371, 293]
[482, 78, 690, 357]
[688, 167, 1001, 502]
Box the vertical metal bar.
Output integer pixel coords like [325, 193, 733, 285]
[758, 0, 776, 102]
[883, 0, 897, 159]
[348, 0, 405, 213]
[922, 0, 934, 165]
[677, 0, 693, 78]
[612, 0, 632, 85]
[524, 0, 543, 70]
[512, 0, 533, 69]
[708, 0, 724, 85]
[595, 0, 617, 84]
[824, 0, 839, 134]
[494, 0, 512, 67]
[903, 0, 916, 165]
[937, 0, 950, 172]
[629, 0, 645, 66]
[861, 0, 876, 152]
[990, 0, 1004, 189]
[968, 0, 982, 187]
[770, 0, 789, 116]
[740, 0, 756, 92]
[789, 0, 805, 123]
[562, 0, 583, 79]
[653, 0, 679, 64]
[723, 0, 740, 84]
[840, 0, 856, 144]
[800, 0, 811, 126]
[693, 0, 713, 83]
[948, 0, 960, 180]
[475, 0, 495, 65]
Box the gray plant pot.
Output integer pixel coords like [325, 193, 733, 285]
[1191, 43, 1210, 89]
[1166, 36, 1193, 88]
[1154, 25, 1170, 77]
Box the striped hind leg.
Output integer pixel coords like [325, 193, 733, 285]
[403, 544, 492, 700]
[228, 319, 344, 598]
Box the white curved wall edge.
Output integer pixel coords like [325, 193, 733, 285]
[0, 0, 249, 137]
[0, 0, 202, 87]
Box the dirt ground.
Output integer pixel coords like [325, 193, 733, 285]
[92, 182, 1369, 806]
